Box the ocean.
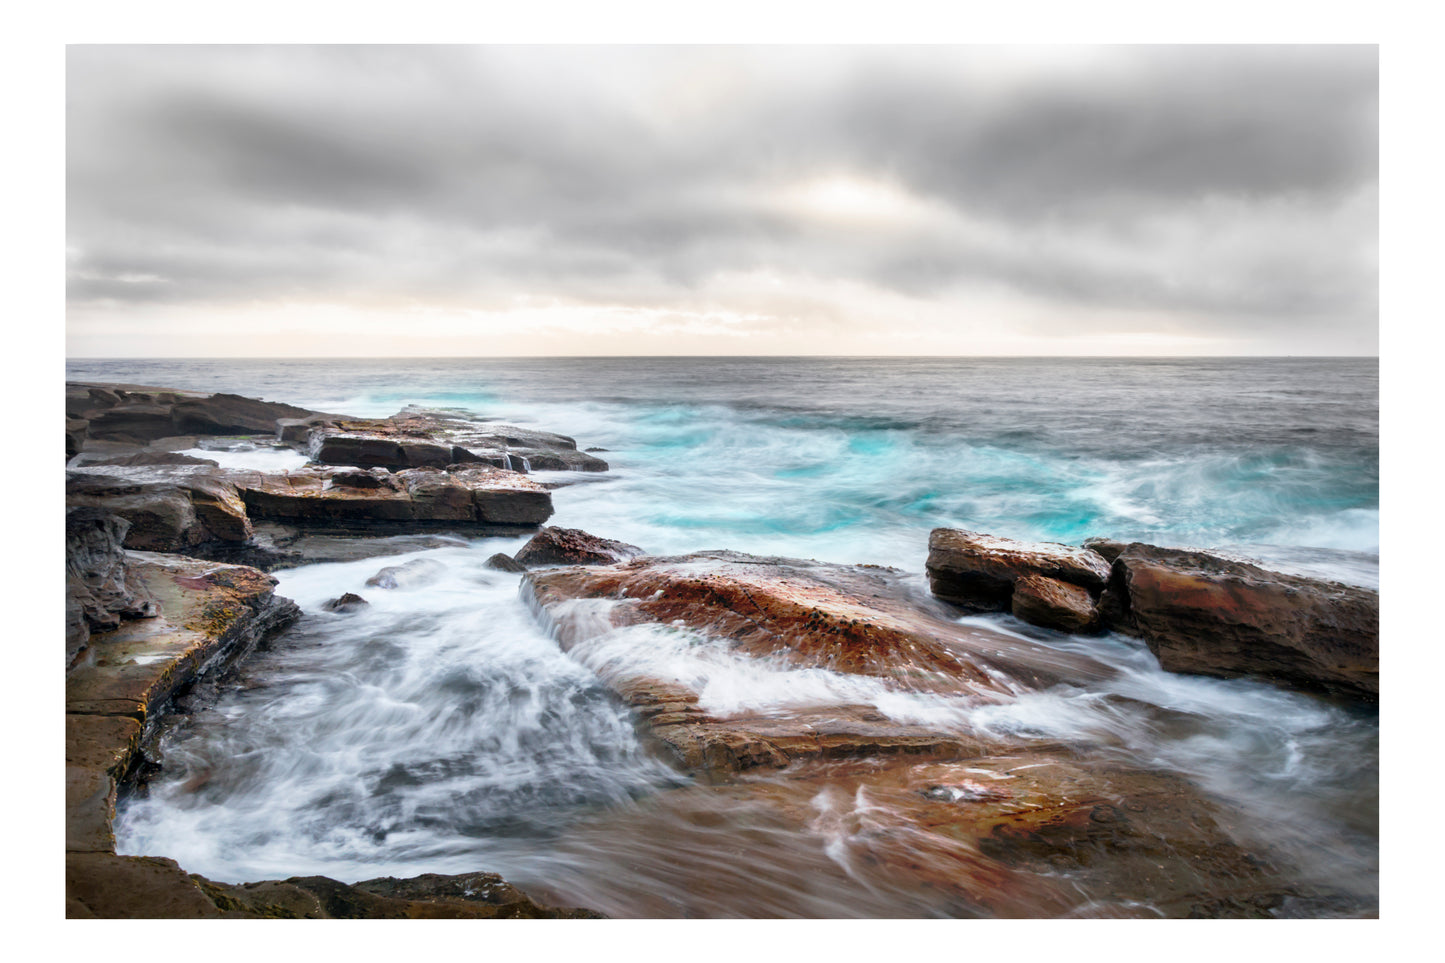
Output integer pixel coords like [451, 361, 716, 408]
[67, 356, 1379, 916]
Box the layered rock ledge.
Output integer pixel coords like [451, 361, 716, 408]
[927, 526, 1379, 702]
[65, 383, 623, 570]
[1102, 542, 1379, 700]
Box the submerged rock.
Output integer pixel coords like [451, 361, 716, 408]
[485, 552, 526, 573]
[1105, 543, 1379, 700]
[525, 550, 1115, 776]
[365, 557, 446, 590]
[321, 592, 370, 613]
[514, 526, 644, 568]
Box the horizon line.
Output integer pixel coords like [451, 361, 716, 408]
[66, 354, 1381, 362]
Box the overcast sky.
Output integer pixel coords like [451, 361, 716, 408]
[65, 44, 1377, 357]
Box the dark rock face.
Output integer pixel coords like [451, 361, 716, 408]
[68, 450, 221, 468]
[485, 552, 526, 573]
[65, 509, 158, 666]
[304, 409, 610, 473]
[1107, 543, 1379, 700]
[67, 418, 89, 460]
[321, 592, 370, 612]
[514, 526, 644, 568]
[1081, 537, 1130, 564]
[169, 393, 318, 436]
[66, 473, 206, 552]
[66, 856, 605, 919]
[68, 382, 323, 445]
[1011, 574, 1099, 633]
[926, 528, 1111, 611]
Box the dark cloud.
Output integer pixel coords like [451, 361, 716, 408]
[66, 45, 1378, 347]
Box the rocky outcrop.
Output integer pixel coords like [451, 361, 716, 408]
[304, 408, 610, 473]
[67, 472, 209, 552]
[69, 464, 554, 563]
[68, 450, 221, 468]
[321, 592, 369, 613]
[1011, 574, 1099, 633]
[1103, 543, 1379, 700]
[65, 856, 605, 919]
[66, 509, 158, 667]
[522, 551, 1341, 916]
[67, 382, 323, 445]
[514, 526, 644, 568]
[926, 528, 1111, 611]
[525, 550, 1116, 777]
[485, 552, 526, 573]
[236, 465, 553, 530]
[67, 418, 89, 460]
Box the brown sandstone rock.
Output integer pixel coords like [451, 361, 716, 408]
[514, 526, 644, 568]
[321, 592, 370, 612]
[1011, 574, 1099, 633]
[485, 552, 526, 573]
[234, 465, 553, 530]
[1108, 543, 1379, 700]
[525, 551, 1116, 776]
[927, 528, 1111, 610]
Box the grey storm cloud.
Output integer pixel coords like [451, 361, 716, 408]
[67, 44, 1377, 340]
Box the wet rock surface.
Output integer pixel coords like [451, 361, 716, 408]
[305, 406, 610, 473]
[1105, 542, 1379, 700]
[519, 548, 1375, 916]
[926, 528, 1111, 611]
[66, 508, 158, 667]
[526, 550, 1117, 778]
[514, 526, 645, 568]
[68, 463, 555, 561]
[1011, 574, 1099, 633]
[321, 592, 370, 612]
[536, 752, 1344, 919]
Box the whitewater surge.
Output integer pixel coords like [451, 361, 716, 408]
[81, 357, 1376, 916]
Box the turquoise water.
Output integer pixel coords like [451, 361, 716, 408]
[68, 356, 1379, 584]
[91, 356, 1379, 915]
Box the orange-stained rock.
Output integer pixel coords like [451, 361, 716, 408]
[1011, 574, 1099, 633]
[514, 526, 644, 568]
[1107, 543, 1378, 700]
[927, 528, 1112, 610]
[524, 551, 1117, 776]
